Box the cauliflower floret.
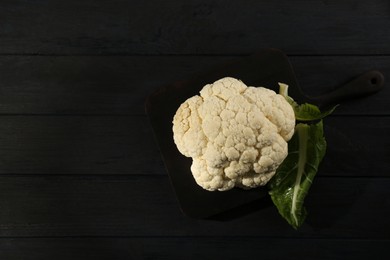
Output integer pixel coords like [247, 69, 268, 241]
[172, 77, 295, 191]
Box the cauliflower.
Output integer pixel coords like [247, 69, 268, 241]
[172, 77, 295, 191]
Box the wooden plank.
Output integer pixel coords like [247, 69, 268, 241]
[290, 56, 390, 115]
[0, 55, 212, 115]
[0, 237, 387, 260]
[0, 56, 388, 115]
[0, 1, 389, 55]
[0, 116, 164, 175]
[0, 116, 388, 177]
[0, 175, 388, 238]
[322, 116, 390, 177]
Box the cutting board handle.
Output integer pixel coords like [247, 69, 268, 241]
[309, 70, 385, 107]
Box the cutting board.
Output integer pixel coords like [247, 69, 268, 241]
[145, 49, 384, 219]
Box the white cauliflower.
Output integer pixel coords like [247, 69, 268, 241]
[172, 77, 295, 191]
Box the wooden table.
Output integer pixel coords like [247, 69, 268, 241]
[0, 1, 389, 259]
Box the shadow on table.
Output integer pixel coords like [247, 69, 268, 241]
[206, 196, 274, 222]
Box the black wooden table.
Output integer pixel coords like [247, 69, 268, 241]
[0, 1, 389, 259]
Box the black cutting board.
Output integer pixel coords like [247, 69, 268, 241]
[145, 49, 384, 219]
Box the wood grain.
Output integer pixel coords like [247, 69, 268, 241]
[0, 175, 388, 238]
[0, 116, 163, 175]
[0, 0, 389, 257]
[0, 116, 388, 176]
[0, 237, 387, 260]
[0, 1, 389, 55]
[0, 56, 388, 115]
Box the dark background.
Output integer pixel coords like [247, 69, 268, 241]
[0, 0, 389, 259]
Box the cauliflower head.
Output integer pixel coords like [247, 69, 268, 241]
[172, 77, 295, 191]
